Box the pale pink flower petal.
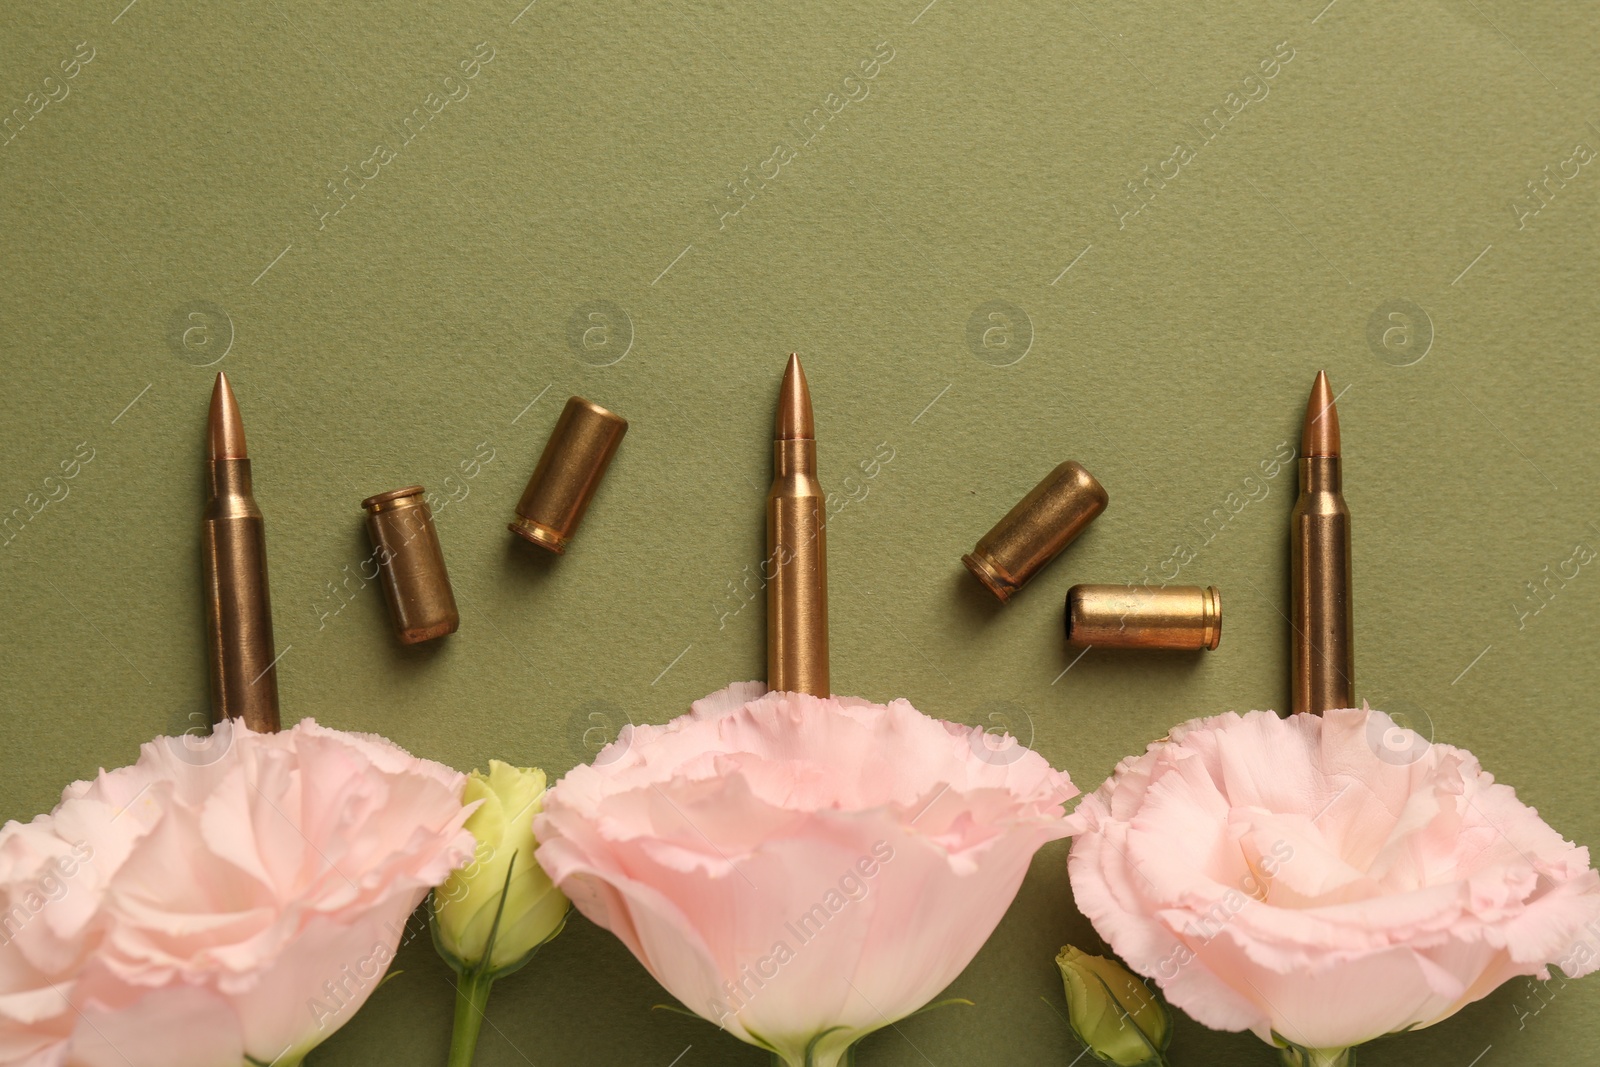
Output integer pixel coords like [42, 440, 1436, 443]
[0, 718, 475, 1067]
[1068, 707, 1600, 1053]
[536, 684, 1076, 1067]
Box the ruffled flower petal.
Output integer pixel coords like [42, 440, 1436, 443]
[0, 718, 475, 1066]
[536, 684, 1076, 1065]
[1068, 707, 1600, 1052]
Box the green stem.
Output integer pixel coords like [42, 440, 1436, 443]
[1278, 1045, 1353, 1067]
[447, 969, 496, 1067]
[765, 1039, 858, 1067]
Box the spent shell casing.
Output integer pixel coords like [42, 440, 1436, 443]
[1065, 584, 1221, 650]
[363, 487, 459, 644]
[963, 461, 1107, 602]
[509, 397, 628, 553]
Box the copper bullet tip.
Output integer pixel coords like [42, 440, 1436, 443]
[208, 371, 249, 460]
[1301, 370, 1340, 458]
[775, 353, 815, 440]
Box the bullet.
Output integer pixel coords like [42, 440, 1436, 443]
[362, 486, 459, 645]
[1065, 584, 1221, 650]
[203, 373, 281, 732]
[963, 461, 1107, 602]
[1290, 370, 1354, 715]
[509, 397, 628, 554]
[767, 354, 829, 696]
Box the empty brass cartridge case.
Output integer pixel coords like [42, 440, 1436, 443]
[509, 397, 628, 553]
[963, 461, 1107, 602]
[1065, 584, 1222, 650]
[362, 487, 459, 644]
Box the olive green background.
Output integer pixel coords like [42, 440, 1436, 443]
[3, 0, 1598, 1064]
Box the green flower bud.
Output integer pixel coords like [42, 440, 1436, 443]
[1055, 945, 1170, 1067]
[433, 762, 569, 977]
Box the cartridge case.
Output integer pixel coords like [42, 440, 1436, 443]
[1065, 584, 1221, 650]
[963, 461, 1107, 602]
[363, 487, 459, 644]
[1290, 456, 1354, 714]
[510, 397, 628, 553]
[203, 458, 280, 732]
[767, 437, 829, 696]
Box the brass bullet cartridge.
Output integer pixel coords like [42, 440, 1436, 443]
[1290, 370, 1354, 714]
[362, 487, 459, 644]
[963, 461, 1107, 602]
[1065, 584, 1221, 650]
[767, 353, 829, 697]
[509, 397, 628, 553]
[203, 372, 281, 733]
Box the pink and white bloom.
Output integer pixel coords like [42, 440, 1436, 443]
[1068, 707, 1600, 1064]
[0, 719, 475, 1067]
[534, 682, 1077, 1067]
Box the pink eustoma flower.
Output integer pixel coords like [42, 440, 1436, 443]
[1068, 707, 1600, 1063]
[534, 682, 1077, 1067]
[0, 719, 475, 1067]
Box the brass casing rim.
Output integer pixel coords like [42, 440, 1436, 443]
[400, 617, 461, 644]
[1200, 585, 1222, 650]
[567, 396, 626, 425]
[961, 551, 1017, 602]
[362, 485, 426, 511]
[508, 516, 568, 553]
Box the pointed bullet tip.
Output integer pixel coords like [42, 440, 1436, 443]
[1302, 370, 1340, 458]
[208, 372, 248, 460]
[775, 353, 815, 440]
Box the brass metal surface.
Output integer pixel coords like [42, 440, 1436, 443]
[363, 486, 459, 645]
[963, 460, 1107, 602]
[767, 354, 829, 696]
[203, 374, 281, 732]
[510, 396, 627, 553]
[1065, 584, 1222, 650]
[1291, 372, 1354, 715]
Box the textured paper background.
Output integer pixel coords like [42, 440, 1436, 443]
[3, 0, 1598, 1063]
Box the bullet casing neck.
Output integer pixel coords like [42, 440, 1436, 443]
[1299, 455, 1342, 494]
[206, 459, 263, 520]
[773, 438, 817, 478]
